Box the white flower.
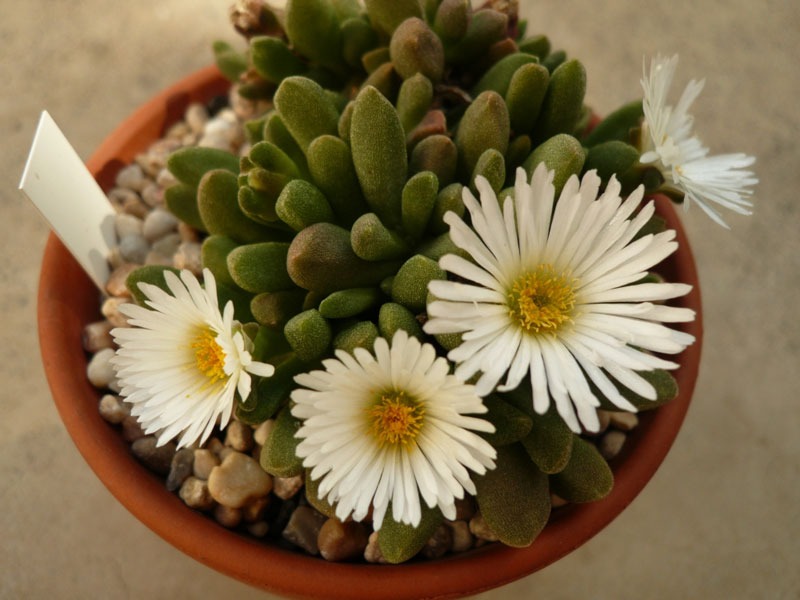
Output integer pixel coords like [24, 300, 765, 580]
[640, 54, 758, 228]
[291, 330, 496, 530]
[111, 268, 274, 449]
[423, 166, 697, 433]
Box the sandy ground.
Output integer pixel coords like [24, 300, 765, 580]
[1, 0, 798, 598]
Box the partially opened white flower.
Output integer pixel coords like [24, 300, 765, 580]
[424, 165, 696, 433]
[111, 268, 274, 449]
[640, 54, 758, 228]
[291, 330, 496, 530]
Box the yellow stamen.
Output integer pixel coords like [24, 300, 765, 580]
[191, 329, 227, 384]
[368, 390, 424, 448]
[508, 264, 577, 334]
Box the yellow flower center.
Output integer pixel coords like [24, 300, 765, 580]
[507, 264, 578, 334]
[368, 391, 424, 448]
[191, 329, 227, 383]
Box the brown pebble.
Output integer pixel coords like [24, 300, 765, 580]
[131, 437, 176, 476]
[205, 437, 224, 455]
[98, 394, 129, 424]
[447, 520, 473, 553]
[595, 410, 612, 435]
[145, 251, 173, 267]
[225, 420, 254, 452]
[283, 506, 328, 555]
[218, 447, 236, 462]
[253, 420, 275, 446]
[247, 521, 269, 538]
[82, 321, 114, 353]
[454, 495, 476, 521]
[101, 297, 131, 328]
[109, 188, 149, 219]
[318, 518, 370, 562]
[273, 474, 304, 500]
[179, 477, 215, 510]
[105, 263, 139, 297]
[173, 241, 202, 275]
[166, 448, 195, 492]
[193, 448, 220, 480]
[157, 168, 178, 190]
[422, 524, 452, 559]
[609, 412, 639, 431]
[551, 493, 569, 508]
[364, 531, 388, 564]
[121, 415, 146, 442]
[140, 182, 164, 207]
[469, 513, 499, 542]
[177, 222, 200, 242]
[243, 495, 271, 523]
[598, 430, 627, 460]
[214, 504, 243, 528]
[208, 452, 273, 508]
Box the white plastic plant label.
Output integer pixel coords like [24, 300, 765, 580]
[19, 111, 117, 291]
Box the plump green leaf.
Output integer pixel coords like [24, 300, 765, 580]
[378, 502, 443, 564]
[480, 395, 533, 446]
[521, 404, 574, 474]
[595, 368, 679, 412]
[474, 444, 551, 547]
[319, 288, 382, 318]
[284, 309, 332, 361]
[550, 436, 613, 502]
[126, 265, 181, 306]
[167, 147, 239, 188]
[260, 404, 304, 477]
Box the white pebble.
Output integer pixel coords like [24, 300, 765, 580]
[156, 168, 178, 189]
[142, 209, 178, 242]
[114, 213, 143, 239]
[101, 297, 131, 328]
[185, 103, 209, 134]
[118, 234, 149, 264]
[173, 242, 202, 275]
[98, 394, 129, 424]
[87, 348, 117, 388]
[82, 320, 114, 353]
[115, 164, 146, 192]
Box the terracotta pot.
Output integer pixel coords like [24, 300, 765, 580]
[38, 65, 703, 600]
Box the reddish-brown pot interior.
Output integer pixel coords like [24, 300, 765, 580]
[37, 65, 704, 600]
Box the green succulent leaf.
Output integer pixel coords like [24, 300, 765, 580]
[583, 100, 644, 147]
[319, 287, 382, 318]
[167, 147, 239, 188]
[522, 134, 586, 196]
[125, 265, 181, 306]
[260, 404, 305, 477]
[164, 183, 207, 232]
[549, 436, 613, 502]
[333, 320, 379, 353]
[378, 502, 443, 564]
[250, 36, 308, 84]
[284, 309, 332, 361]
[378, 302, 425, 341]
[472, 52, 539, 97]
[474, 444, 551, 547]
[392, 254, 446, 313]
[480, 395, 533, 447]
[594, 368, 679, 412]
[227, 242, 294, 293]
[305, 469, 338, 517]
[532, 59, 587, 142]
[212, 40, 249, 82]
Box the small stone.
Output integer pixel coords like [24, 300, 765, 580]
[121, 415, 146, 442]
[282, 506, 327, 555]
[115, 163, 146, 192]
[454, 495, 476, 521]
[173, 242, 202, 275]
[182, 132, 200, 147]
[208, 452, 273, 508]
[318, 518, 370, 562]
[165, 121, 191, 140]
[609, 411, 639, 431]
[118, 234, 149, 264]
[98, 394, 129, 424]
[177, 222, 200, 242]
[247, 521, 270, 538]
[179, 476, 215, 510]
[82, 320, 114, 353]
[156, 167, 178, 189]
[186, 103, 209, 134]
[447, 520, 473, 553]
[214, 504, 243, 528]
[218, 447, 236, 462]
[595, 410, 612, 435]
[137, 138, 182, 177]
[422, 524, 453, 559]
[253, 419, 275, 446]
[114, 213, 144, 239]
[251, 443, 262, 461]
[469, 512, 499, 542]
[141, 182, 164, 207]
[364, 531, 388, 564]
[166, 448, 195, 492]
[145, 251, 173, 267]
[131, 437, 177, 476]
[243, 495, 271, 523]
[107, 378, 122, 394]
[101, 297, 131, 327]
[273, 475, 304, 500]
[86, 348, 117, 388]
[151, 232, 182, 257]
[108, 247, 124, 269]
[206, 437, 224, 455]
[551, 493, 569, 508]
[143, 209, 178, 242]
[598, 430, 627, 460]
[193, 448, 221, 480]
[105, 263, 139, 297]
[225, 420, 254, 452]
[109, 188, 149, 218]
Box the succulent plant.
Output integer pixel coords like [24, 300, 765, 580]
[130, 0, 687, 558]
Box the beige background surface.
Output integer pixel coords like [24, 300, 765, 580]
[1, 0, 798, 598]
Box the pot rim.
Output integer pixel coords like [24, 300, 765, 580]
[37, 65, 704, 600]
